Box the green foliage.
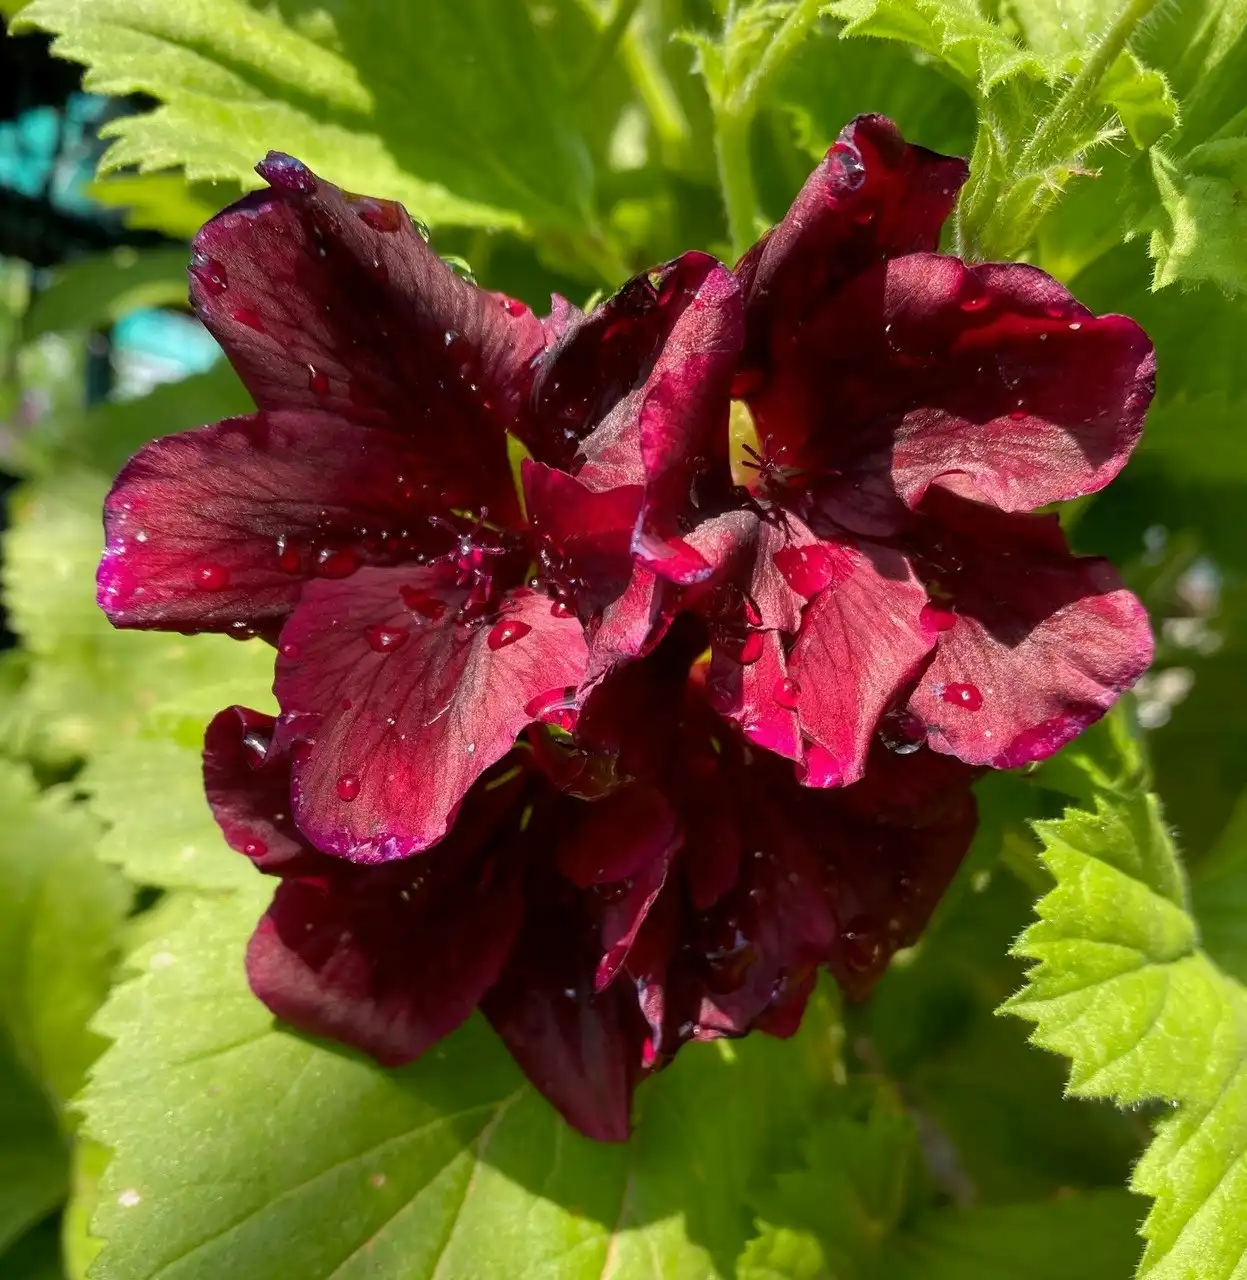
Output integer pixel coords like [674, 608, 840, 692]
[78, 887, 842, 1280]
[0, 762, 131, 1107]
[13, 0, 620, 276]
[1006, 719, 1247, 1278]
[739, 1083, 1143, 1278]
[22, 248, 190, 342]
[3, 0, 1247, 1275]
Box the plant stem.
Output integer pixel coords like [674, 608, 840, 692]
[715, 110, 758, 260]
[727, 0, 823, 119]
[1019, 0, 1161, 170]
[620, 22, 691, 155]
[714, 0, 824, 258]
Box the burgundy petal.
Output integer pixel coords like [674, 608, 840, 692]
[99, 412, 458, 635]
[203, 705, 326, 874]
[906, 493, 1154, 768]
[522, 458, 640, 620]
[788, 540, 935, 786]
[817, 763, 978, 998]
[535, 253, 744, 581]
[247, 827, 524, 1068]
[736, 114, 968, 378]
[745, 253, 1153, 527]
[189, 152, 551, 523]
[274, 568, 587, 860]
[481, 886, 646, 1142]
[556, 784, 679, 888]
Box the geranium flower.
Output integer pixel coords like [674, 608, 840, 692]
[204, 627, 977, 1140]
[708, 114, 1156, 785]
[97, 153, 741, 861]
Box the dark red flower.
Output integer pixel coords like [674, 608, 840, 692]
[99, 153, 740, 860]
[710, 114, 1155, 783]
[204, 628, 977, 1141]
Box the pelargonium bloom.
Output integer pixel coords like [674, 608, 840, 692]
[705, 115, 1155, 785]
[98, 153, 740, 861]
[204, 627, 977, 1140]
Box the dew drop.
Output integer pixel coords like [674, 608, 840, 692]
[231, 307, 265, 332]
[500, 295, 527, 317]
[466, 742, 476, 755]
[958, 289, 991, 313]
[488, 618, 532, 650]
[773, 543, 841, 597]
[941, 682, 983, 711]
[410, 216, 432, 242]
[743, 597, 763, 627]
[243, 838, 268, 858]
[641, 1036, 659, 1069]
[194, 562, 230, 591]
[773, 676, 800, 710]
[1008, 407, 1027, 420]
[850, 204, 876, 226]
[117, 1189, 142, 1209]
[443, 328, 460, 347]
[277, 545, 302, 573]
[550, 598, 574, 619]
[354, 197, 403, 232]
[879, 707, 925, 755]
[336, 774, 361, 801]
[316, 548, 359, 579]
[365, 624, 409, 654]
[279, 640, 300, 659]
[919, 602, 957, 633]
[400, 585, 446, 619]
[841, 915, 884, 973]
[737, 630, 765, 665]
[190, 255, 228, 296]
[308, 365, 329, 395]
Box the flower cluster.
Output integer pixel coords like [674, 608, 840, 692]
[99, 116, 1154, 1140]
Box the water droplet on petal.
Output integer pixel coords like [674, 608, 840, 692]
[401, 585, 446, 619]
[743, 597, 763, 627]
[641, 1035, 659, 1069]
[354, 197, 403, 232]
[190, 255, 228, 296]
[316, 548, 359, 578]
[279, 640, 300, 659]
[500, 295, 527, 317]
[959, 288, 991, 313]
[1008, 407, 1027, 420]
[243, 838, 268, 858]
[488, 618, 532, 650]
[1068, 321, 1082, 331]
[919, 602, 958, 633]
[550, 598, 574, 619]
[841, 915, 884, 973]
[365, 624, 409, 654]
[773, 676, 800, 710]
[737, 630, 765, 665]
[277, 545, 302, 573]
[308, 365, 329, 395]
[941, 682, 983, 711]
[194, 562, 230, 591]
[336, 774, 361, 801]
[231, 307, 265, 332]
[773, 543, 841, 597]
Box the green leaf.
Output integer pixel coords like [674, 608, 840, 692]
[0, 762, 132, 1106]
[2, 473, 273, 763]
[880, 1192, 1144, 1279]
[18, 361, 251, 481]
[87, 173, 225, 240]
[738, 1082, 1142, 1278]
[81, 886, 842, 1279]
[14, 0, 612, 265]
[1191, 788, 1247, 984]
[1149, 139, 1247, 295]
[1004, 756, 1247, 1276]
[824, 0, 1053, 93]
[0, 1217, 67, 1280]
[22, 247, 191, 341]
[63, 1139, 110, 1280]
[0, 1041, 66, 1256]
[80, 737, 259, 893]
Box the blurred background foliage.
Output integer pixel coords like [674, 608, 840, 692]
[0, 2, 1245, 1277]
